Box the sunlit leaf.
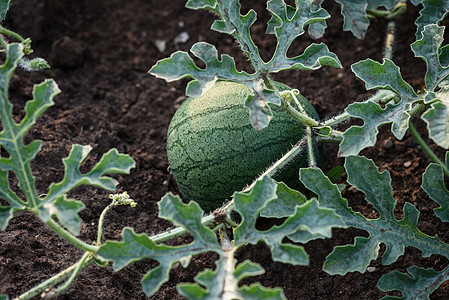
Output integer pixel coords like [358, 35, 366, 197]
[38, 196, 85, 235]
[150, 42, 255, 97]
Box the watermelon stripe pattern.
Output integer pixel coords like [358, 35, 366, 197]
[167, 81, 320, 211]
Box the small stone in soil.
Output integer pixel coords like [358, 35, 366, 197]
[404, 161, 412, 168]
[383, 139, 395, 150]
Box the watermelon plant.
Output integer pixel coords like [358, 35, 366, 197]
[2, 0, 449, 299]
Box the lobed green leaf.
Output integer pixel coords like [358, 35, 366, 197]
[177, 253, 230, 299]
[421, 98, 449, 149]
[0, 48, 59, 174]
[378, 266, 449, 300]
[286, 199, 347, 244]
[19, 79, 59, 136]
[155, 0, 340, 130]
[307, 0, 327, 39]
[38, 196, 85, 235]
[0, 43, 136, 235]
[178, 250, 284, 300]
[212, 0, 263, 69]
[300, 156, 449, 276]
[99, 194, 221, 297]
[265, 0, 341, 72]
[233, 176, 279, 244]
[150, 42, 255, 97]
[414, 0, 449, 40]
[341, 59, 420, 156]
[340, 100, 412, 156]
[39, 145, 135, 234]
[260, 181, 308, 218]
[335, 0, 369, 39]
[0, 44, 59, 230]
[411, 24, 449, 92]
[351, 58, 417, 99]
[310, 0, 397, 39]
[411, 24, 449, 148]
[150, 41, 280, 130]
[234, 177, 345, 265]
[100, 176, 345, 298]
[422, 161, 449, 222]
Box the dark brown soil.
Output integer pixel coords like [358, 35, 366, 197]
[1, 0, 449, 299]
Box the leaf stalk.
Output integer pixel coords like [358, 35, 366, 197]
[13, 254, 94, 300]
[46, 218, 99, 253]
[408, 121, 449, 177]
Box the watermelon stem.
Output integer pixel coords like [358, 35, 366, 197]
[287, 89, 318, 168]
[279, 90, 320, 127]
[306, 126, 317, 168]
[316, 130, 344, 144]
[323, 90, 398, 127]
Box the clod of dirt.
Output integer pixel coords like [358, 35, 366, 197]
[48, 36, 86, 69]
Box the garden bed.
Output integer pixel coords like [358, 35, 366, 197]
[1, 0, 448, 299]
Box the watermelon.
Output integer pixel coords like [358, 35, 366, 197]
[166, 81, 320, 211]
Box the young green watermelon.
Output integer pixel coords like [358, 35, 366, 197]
[167, 81, 320, 212]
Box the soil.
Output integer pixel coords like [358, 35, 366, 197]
[1, 0, 449, 299]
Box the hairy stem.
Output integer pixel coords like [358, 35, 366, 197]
[384, 19, 396, 60]
[97, 204, 113, 245]
[323, 90, 398, 127]
[409, 121, 449, 177]
[46, 218, 99, 253]
[316, 130, 343, 144]
[279, 90, 320, 127]
[13, 255, 94, 300]
[0, 26, 26, 43]
[52, 252, 92, 296]
[367, 0, 407, 19]
[306, 126, 316, 167]
[150, 213, 217, 243]
[289, 90, 317, 168]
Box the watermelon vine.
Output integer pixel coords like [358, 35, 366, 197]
[1, 0, 449, 299]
